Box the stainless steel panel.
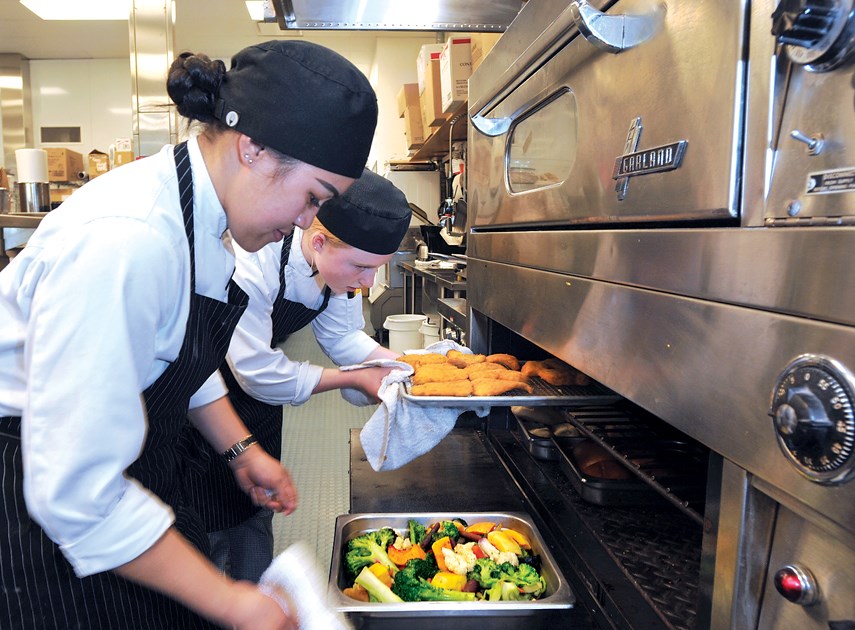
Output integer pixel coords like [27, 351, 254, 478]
[757, 503, 855, 628]
[469, 229, 855, 328]
[467, 0, 747, 227]
[466, 259, 855, 536]
[272, 0, 523, 31]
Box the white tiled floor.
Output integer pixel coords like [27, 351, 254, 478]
[272, 308, 381, 578]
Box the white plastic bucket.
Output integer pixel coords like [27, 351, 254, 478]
[419, 320, 440, 348]
[384, 314, 426, 354]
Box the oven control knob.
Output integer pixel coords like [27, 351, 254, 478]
[771, 355, 855, 484]
[773, 565, 819, 606]
[771, 0, 855, 70]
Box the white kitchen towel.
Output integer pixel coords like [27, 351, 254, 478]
[259, 542, 352, 630]
[355, 342, 490, 471]
[339, 358, 413, 407]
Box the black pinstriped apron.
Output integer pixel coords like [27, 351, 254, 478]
[187, 232, 333, 532]
[0, 141, 248, 630]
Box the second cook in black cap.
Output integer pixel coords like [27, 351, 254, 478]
[0, 38, 378, 630]
[184, 170, 412, 582]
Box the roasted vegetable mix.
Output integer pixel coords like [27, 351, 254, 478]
[342, 519, 547, 602]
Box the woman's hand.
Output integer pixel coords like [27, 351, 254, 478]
[230, 447, 298, 515]
[225, 581, 298, 630]
[342, 365, 393, 403]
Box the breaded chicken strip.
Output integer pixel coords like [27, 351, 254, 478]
[411, 380, 473, 397]
[446, 350, 486, 368]
[412, 364, 467, 385]
[486, 353, 521, 371]
[471, 379, 534, 396]
[397, 353, 449, 368]
[463, 362, 506, 378]
[470, 370, 528, 384]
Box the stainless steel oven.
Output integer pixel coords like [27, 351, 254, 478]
[465, 1, 855, 627]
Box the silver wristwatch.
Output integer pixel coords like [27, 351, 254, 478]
[221, 434, 258, 462]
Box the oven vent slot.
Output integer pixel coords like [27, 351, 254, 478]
[564, 406, 709, 525]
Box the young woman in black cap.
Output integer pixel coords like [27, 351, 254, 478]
[185, 169, 412, 582]
[0, 40, 377, 629]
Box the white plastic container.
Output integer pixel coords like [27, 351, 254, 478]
[384, 314, 426, 354]
[420, 319, 440, 347]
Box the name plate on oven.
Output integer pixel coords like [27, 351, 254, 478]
[613, 140, 688, 179]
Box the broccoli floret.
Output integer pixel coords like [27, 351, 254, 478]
[437, 520, 460, 542]
[354, 566, 403, 603]
[391, 557, 474, 602]
[485, 580, 528, 601]
[407, 519, 427, 546]
[504, 563, 547, 597]
[467, 557, 504, 589]
[345, 529, 399, 578]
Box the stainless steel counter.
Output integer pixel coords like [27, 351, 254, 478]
[398, 261, 467, 322]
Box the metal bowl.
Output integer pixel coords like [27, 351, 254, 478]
[328, 512, 575, 629]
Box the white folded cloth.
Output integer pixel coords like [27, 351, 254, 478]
[259, 542, 352, 630]
[355, 341, 490, 471]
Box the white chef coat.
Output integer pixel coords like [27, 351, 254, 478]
[0, 136, 233, 577]
[225, 228, 380, 406]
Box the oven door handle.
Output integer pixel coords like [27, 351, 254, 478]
[469, 0, 666, 137]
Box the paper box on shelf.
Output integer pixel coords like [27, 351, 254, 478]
[420, 56, 446, 128]
[440, 36, 472, 114]
[45, 148, 84, 182]
[113, 151, 135, 167]
[397, 84, 425, 150]
[114, 138, 133, 152]
[417, 44, 445, 94]
[87, 150, 110, 179]
[470, 33, 503, 72]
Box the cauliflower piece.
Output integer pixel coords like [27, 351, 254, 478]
[442, 542, 479, 576]
[478, 537, 520, 567]
[394, 535, 413, 550]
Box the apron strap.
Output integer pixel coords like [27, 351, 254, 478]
[173, 141, 196, 287]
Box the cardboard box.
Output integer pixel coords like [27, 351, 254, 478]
[470, 33, 502, 72]
[87, 150, 110, 179]
[417, 44, 445, 94]
[113, 151, 135, 167]
[397, 83, 425, 150]
[45, 148, 84, 182]
[50, 186, 76, 206]
[420, 56, 446, 128]
[440, 36, 472, 114]
[114, 138, 133, 152]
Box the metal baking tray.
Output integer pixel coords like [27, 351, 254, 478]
[512, 410, 582, 461]
[400, 377, 619, 408]
[329, 512, 575, 629]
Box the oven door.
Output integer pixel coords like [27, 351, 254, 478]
[467, 0, 747, 228]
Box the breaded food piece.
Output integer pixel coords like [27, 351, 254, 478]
[463, 362, 506, 378]
[471, 370, 528, 384]
[472, 379, 534, 396]
[412, 364, 467, 385]
[522, 359, 590, 386]
[397, 353, 448, 368]
[411, 380, 473, 397]
[486, 353, 521, 371]
[446, 350, 487, 368]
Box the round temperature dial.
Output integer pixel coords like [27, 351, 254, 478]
[771, 0, 855, 71]
[771, 355, 855, 484]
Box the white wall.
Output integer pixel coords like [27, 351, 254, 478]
[367, 35, 437, 172]
[30, 58, 133, 157]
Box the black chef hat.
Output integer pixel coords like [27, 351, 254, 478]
[317, 169, 412, 255]
[214, 40, 377, 179]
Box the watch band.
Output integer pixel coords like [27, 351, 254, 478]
[222, 434, 259, 462]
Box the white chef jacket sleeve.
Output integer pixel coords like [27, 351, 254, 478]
[311, 292, 381, 366]
[226, 245, 323, 407]
[20, 218, 183, 577]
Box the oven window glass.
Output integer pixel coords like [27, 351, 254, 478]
[507, 89, 577, 193]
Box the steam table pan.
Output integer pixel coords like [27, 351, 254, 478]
[328, 512, 575, 629]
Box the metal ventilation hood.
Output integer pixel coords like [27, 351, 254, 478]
[270, 0, 525, 31]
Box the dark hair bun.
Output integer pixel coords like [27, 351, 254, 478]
[167, 52, 227, 123]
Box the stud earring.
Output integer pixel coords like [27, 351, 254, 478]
[243, 153, 253, 164]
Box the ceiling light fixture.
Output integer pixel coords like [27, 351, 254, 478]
[19, 0, 131, 21]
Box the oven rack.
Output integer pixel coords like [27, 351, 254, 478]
[492, 428, 702, 630]
[563, 406, 709, 526]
